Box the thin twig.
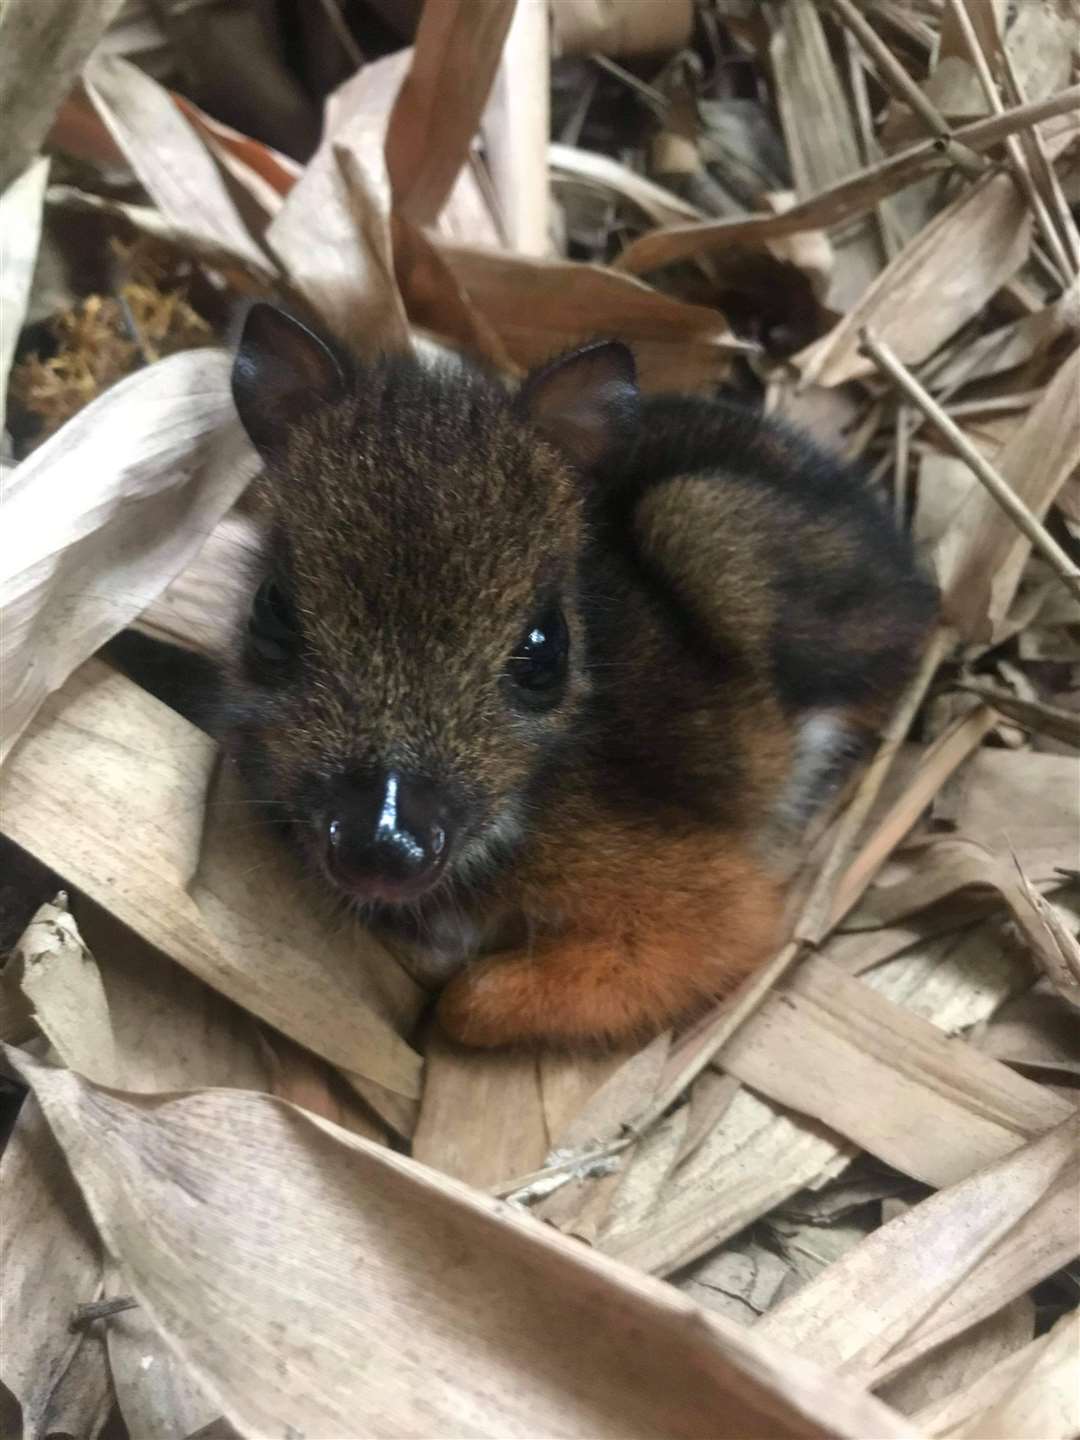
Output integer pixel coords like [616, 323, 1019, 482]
[826, 0, 986, 176]
[859, 328, 1080, 605]
[70, 1296, 138, 1330]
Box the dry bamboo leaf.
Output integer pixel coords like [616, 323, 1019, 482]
[877, 1297, 1035, 1421]
[926, 277, 1079, 394]
[0, 156, 49, 432]
[103, 1251, 220, 1440]
[679, 1240, 791, 1326]
[602, 1090, 854, 1277]
[914, 1311, 1079, 1439]
[0, 1093, 104, 1437]
[15, 894, 118, 1085]
[438, 242, 742, 391]
[947, 346, 1080, 641]
[975, 982, 1080, 1080]
[758, 1115, 1080, 1387]
[134, 509, 263, 658]
[84, 53, 270, 273]
[260, 1031, 387, 1145]
[1007, 866, 1080, 1012]
[717, 953, 1073, 1187]
[538, 1050, 630, 1148]
[266, 133, 409, 352]
[550, 0, 693, 57]
[769, 0, 881, 310]
[946, 747, 1079, 877]
[615, 86, 1080, 275]
[11, 1052, 919, 1440]
[384, 0, 514, 228]
[0, 348, 259, 763]
[0, 0, 126, 194]
[796, 173, 1032, 387]
[413, 1028, 548, 1188]
[0, 662, 424, 1105]
[482, 0, 550, 256]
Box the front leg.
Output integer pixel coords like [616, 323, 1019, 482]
[437, 844, 782, 1048]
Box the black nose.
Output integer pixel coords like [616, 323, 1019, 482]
[324, 772, 450, 902]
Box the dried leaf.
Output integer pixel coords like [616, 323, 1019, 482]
[796, 173, 1032, 386]
[0, 1093, 103, 1436]
[11, 1051, 918, 1440]
[413, 1029, 548, 1188]
[0, 156, 49, 432]
[265, 130, 409, 352]
[84, 53, 270, 273]
[0, 0, 126, 194]
[0, 349, 259, 763]
[481, 0, 549, 255]
[549, 143, 704, 229]
[0, 662, 424, 1106]
[438, 242, 742, 391]
[550, 0, 693, 57]
[947, 346, 1080, 641]
[384, 0, 514, 228]
[16, 894, 118, 1085]
[914, 1311, 1080, 1439]
[758, 1116, 1080, 1387]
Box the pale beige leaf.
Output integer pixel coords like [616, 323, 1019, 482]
[482, 0, 549, 256]
[0, 349, 259, 763]
[549, 143, 704, 229]
[915, 1311, 1079, 1439]
[413, 1028, 548, 1188]
[0, 662, 424, 1105]
[538, 1049, 630, 1149]
[0, 0, 126, 193]
[83, 53, 269, 271]
[384, 0, 515, 228]
[550, 0, 693, 57]
[717, 954, 1071, 1187]
[1007, 865, 1080, 1011]
[948, 346, 1080, 641]
[758, 1116, 1080, 1387]
[0, 1093, 103, 1436]
[16, 894, 118, 1085]
[0, 156, 48, 432]
[10, 1052, 918, 1440]
[796, 172, 1032, 387]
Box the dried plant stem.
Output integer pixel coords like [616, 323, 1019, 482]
[70, 1295, 138, 1330]
[944, 0, 1076, 283]
[826, 0, 985, 176]
[999, 49, 1080, 275]
[860, 328, 1080, 605]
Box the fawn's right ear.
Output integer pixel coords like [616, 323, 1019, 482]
[232, 303, 346, 457]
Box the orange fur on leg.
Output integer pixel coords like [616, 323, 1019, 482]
[437, 834, 783, 1048]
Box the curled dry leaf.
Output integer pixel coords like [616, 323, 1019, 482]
[0, 662, 424, 1107]
[83, 53, 271, 275]
[481, 0, 550, 256]
[0, 0, 126, 194]
[0, 156, 49, 431]
[0, 348, 259, 763]
[15, 894, 118, 1085]
[8, 1051, 918, 1440]
[758, 1115, 1080, 1388]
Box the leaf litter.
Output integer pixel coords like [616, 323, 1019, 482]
[0, 3, 1077, 1437]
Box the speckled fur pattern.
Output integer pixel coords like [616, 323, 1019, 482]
[222, 328, 938, 1049]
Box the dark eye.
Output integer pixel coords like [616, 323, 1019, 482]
[506, 605, 569, 706]
[248, 579, 297, 664]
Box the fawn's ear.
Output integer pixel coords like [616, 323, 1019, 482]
[516, 340, 639, 471]
[232, 303, 346, 457]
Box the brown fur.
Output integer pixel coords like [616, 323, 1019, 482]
[224, 308, 939, 1049]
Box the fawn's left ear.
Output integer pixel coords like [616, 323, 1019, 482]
[516, 340, 639, 471]
[232, 303, 346, 458]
